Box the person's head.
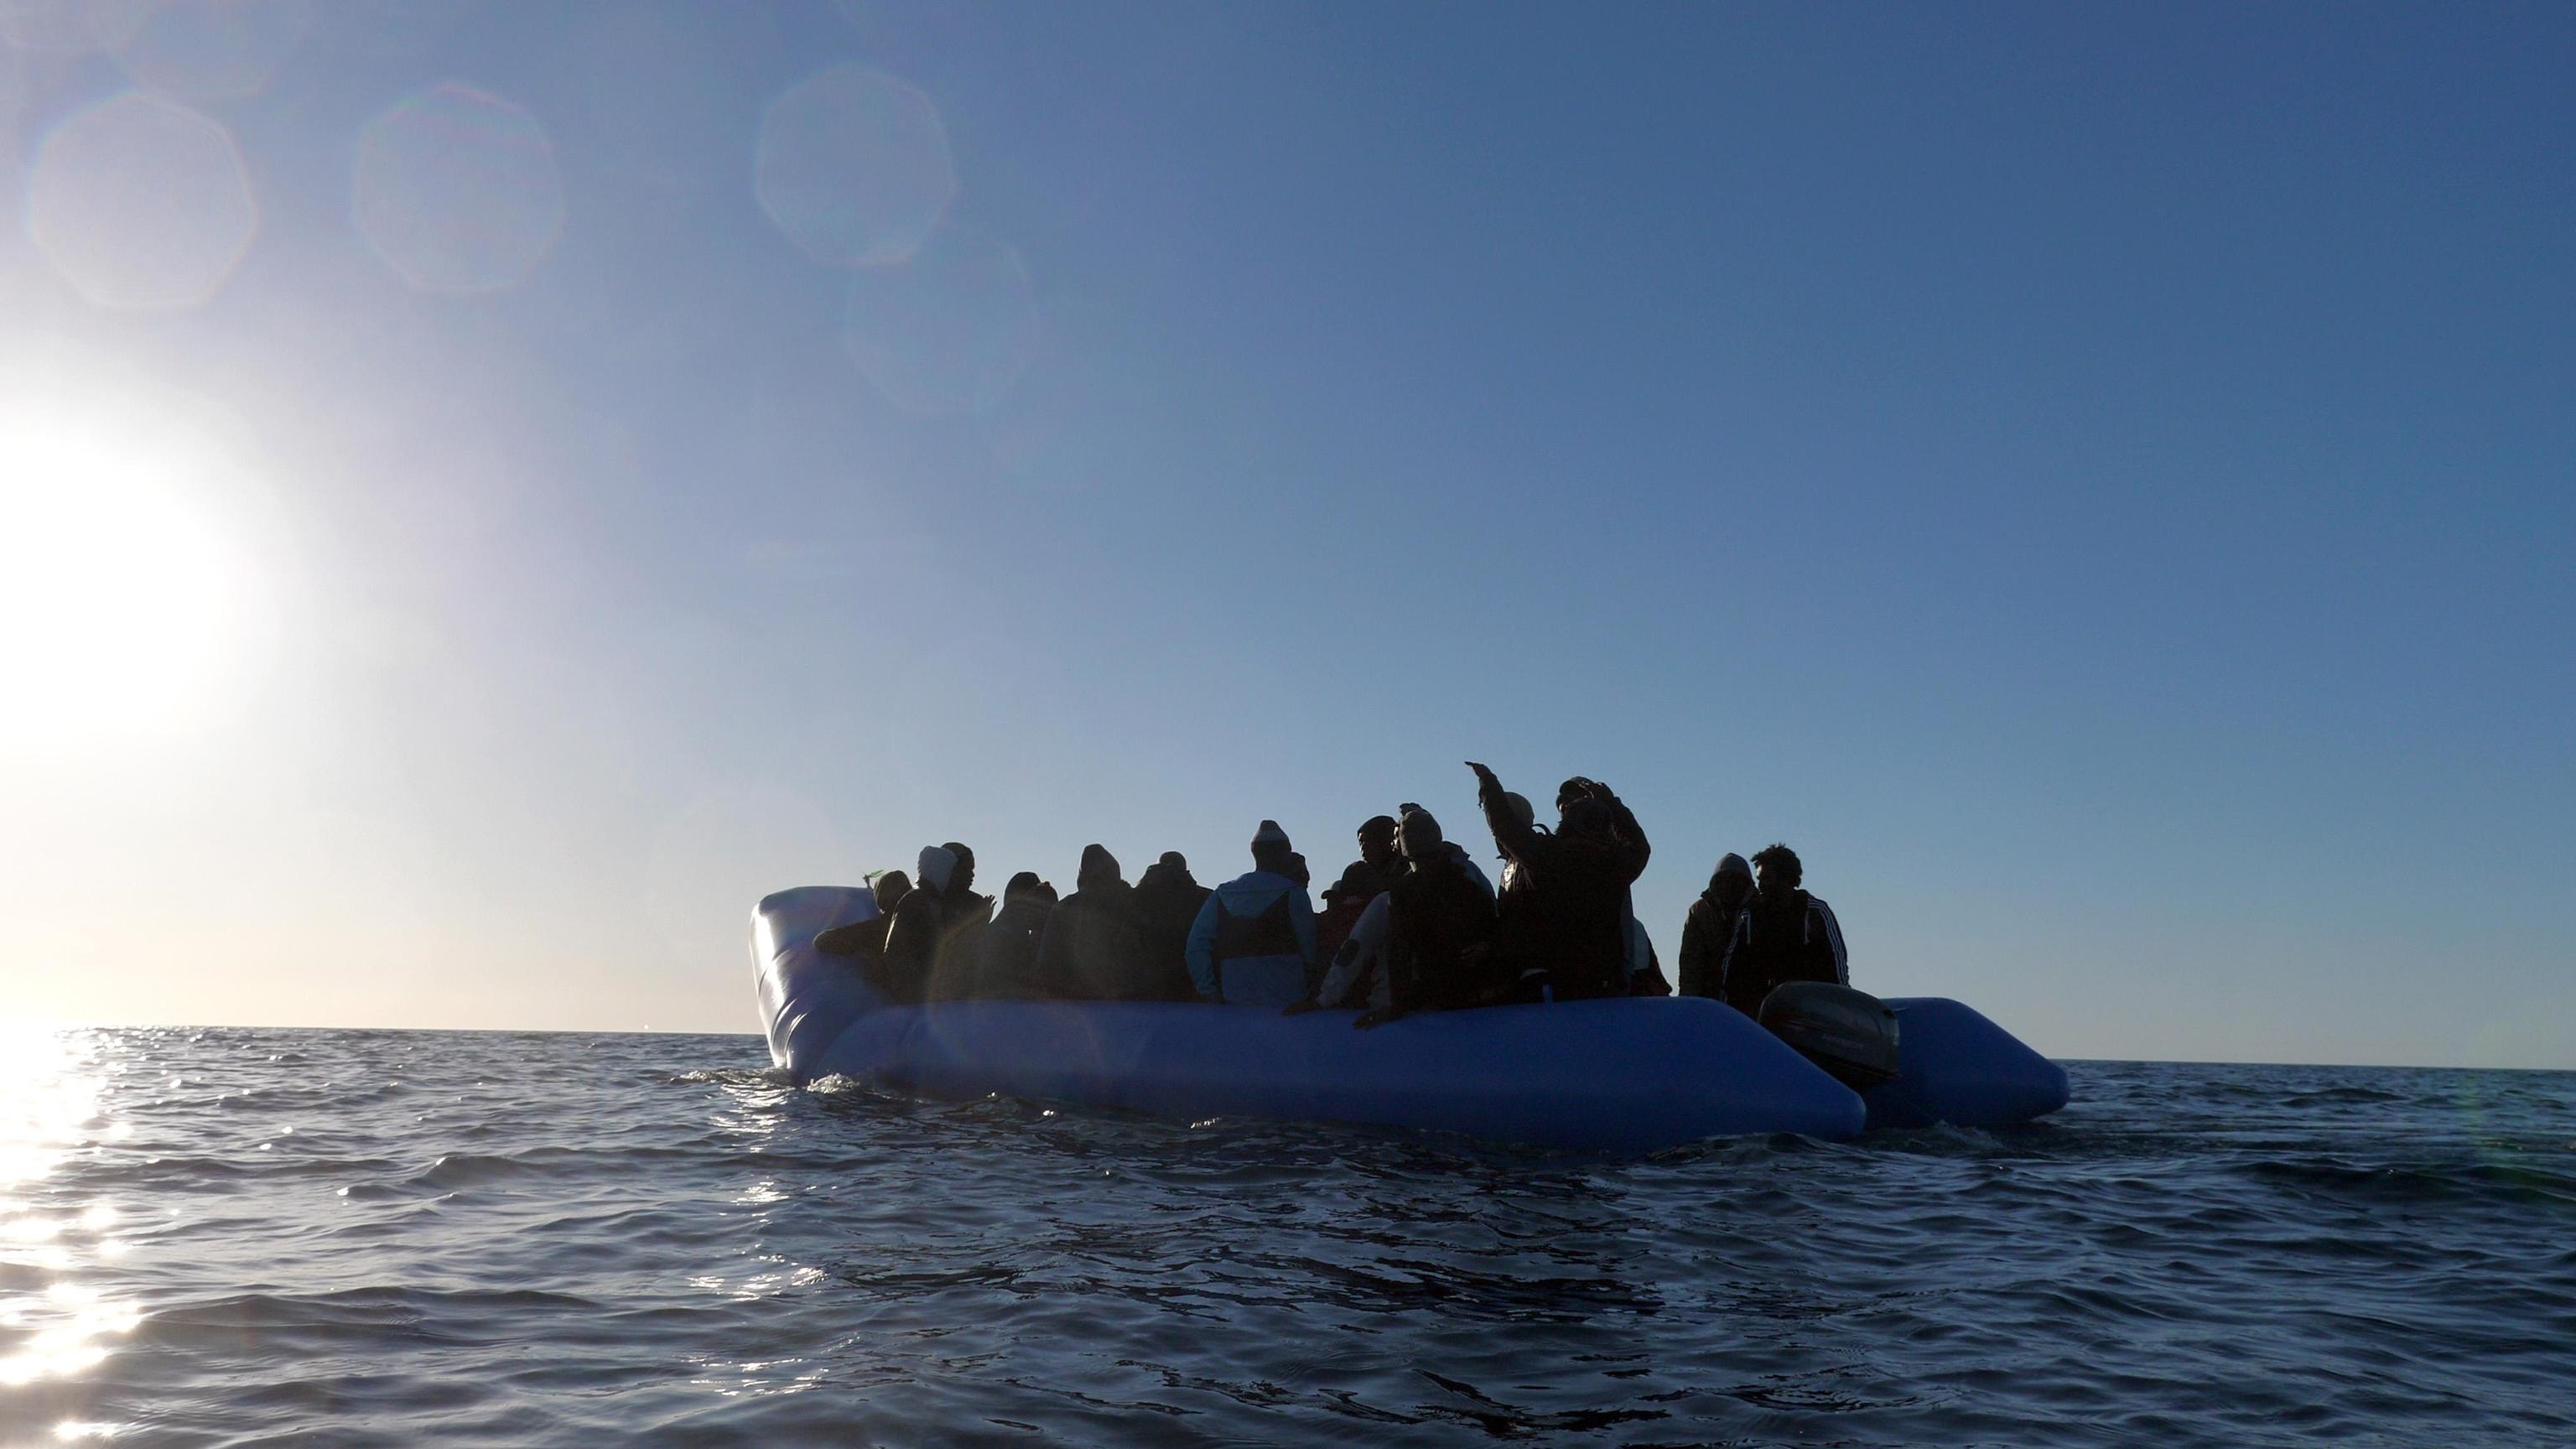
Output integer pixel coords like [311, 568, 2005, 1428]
[1502, 792, 1536, 830]
[1285, 851, 1311, 886]
[1357, 815, 1399, 872]
[1078, 843, 1122, 893]
[1555, 777, 1596, 813]
[942, 842, 977, 896]
[1325, 861, 1384, 906]
[1250, 819, 1294, 875]
[869, 870, 912, 911]
[1151, 849, 1194, 886]
[1396, 806, 1444, 862]
[1003, 870, 1052, 906]
[1558, 797, 1613, 839]
[1709, 854, 1753, 910]
[914, 846, 958, 894]
[1751, 843, 1802, 900]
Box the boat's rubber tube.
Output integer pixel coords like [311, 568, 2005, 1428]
[1861, 997, 2072, 1130]
[752, 887, 2064, 1150]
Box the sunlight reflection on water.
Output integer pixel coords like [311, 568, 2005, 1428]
[0, 1026, 134, 1409]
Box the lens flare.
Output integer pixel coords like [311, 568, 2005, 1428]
[353, 82, 565, 294]
[755, 64, 953, 267]
[25, 92, 257, 310]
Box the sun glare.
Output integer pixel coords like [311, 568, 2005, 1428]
[0, 397, 267, 751]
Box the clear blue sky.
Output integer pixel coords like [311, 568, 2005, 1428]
[2, 2, 2568, 1065]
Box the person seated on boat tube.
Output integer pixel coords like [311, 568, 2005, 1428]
[1675, 854, 1755, 1004]
[1130, 852, 1212, 1001]
[1292, 807, 1500, 1026]
[1377, 806, 1504, 1021]
[813, 869, 910, 962]
[973, 871, 1058, 998]
[1533, 777, 1665, 997]
[883, 843, 994, 1003]
[1468, 764, 1649, 1000]
[1313, 815, 1398, 969]
[1186, 820, 1317, 1007]
[1032, 844, 1149, 1000]
[1716, 843, 1848, 1016]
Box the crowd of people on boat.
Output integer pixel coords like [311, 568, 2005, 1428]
[812, 762, 1849, 1026]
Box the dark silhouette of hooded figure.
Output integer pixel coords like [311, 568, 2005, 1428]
[1033, 844, 1145, 1000]
[1467, 764, 1649, 1000]
[884, 842, 993, 1003]
[1677, 854, 1755, 1005]
[975, 872, 1057, 998]
[1128, 852, 1211, 1001]
[814, 869, 910, 962]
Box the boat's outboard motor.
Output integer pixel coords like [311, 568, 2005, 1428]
[1759, 982, 1901, 1090]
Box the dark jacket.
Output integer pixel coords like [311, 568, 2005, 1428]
[880, 885, 993, 1004]
[1478, 785, 1650, 1000]
[974, 894, 1054, 998]
[1314, 860, 1390, 969]
[1716, 890, 1848, 1016]
[1677, 894, 1751, 1004]
[1033, 880, 1145, 1000]
[1129, 860, 1213, 1002]
[814, 908, 896, 965]
[1384, 852, 1500, 1011]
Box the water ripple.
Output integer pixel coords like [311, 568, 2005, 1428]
[0, 1030, 2568, 1446]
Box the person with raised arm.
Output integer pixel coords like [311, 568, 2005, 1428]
[1467, 763, 1649, 1000]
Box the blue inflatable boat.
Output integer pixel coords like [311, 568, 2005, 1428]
[753, 886, 2067, 1153]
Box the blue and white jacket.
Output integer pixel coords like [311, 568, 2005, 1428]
[1186, 870, 1317, 1007]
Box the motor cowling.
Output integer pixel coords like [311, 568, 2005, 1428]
[1759, 982, 1901, 1091]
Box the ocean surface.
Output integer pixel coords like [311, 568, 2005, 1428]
[2, 1027, 2570, 1447]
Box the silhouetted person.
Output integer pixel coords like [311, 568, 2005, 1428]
[884, 843, 992, 1003]
[1376, 806, 1501, 1022]
[1468, 764, 1649, 1000]
[1187, 820, 1316, 1006]
[1130, 852, 1211, 1001]
[1033, 844, 1146, 1000]
[1677, 854, 1755, 1005]
[1716, 843, 1848, 1015]
[974, 872, 1057, 998]
[814, 869, 910, 962]
[1357, 814, 1400, 880]
[1315, 816, 1399, 969]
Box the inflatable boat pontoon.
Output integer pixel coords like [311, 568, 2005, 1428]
[753, 886, 2067, 1153]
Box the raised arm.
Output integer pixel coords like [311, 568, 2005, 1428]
[1467, 761, 1540, 864]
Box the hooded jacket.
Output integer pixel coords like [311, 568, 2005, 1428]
[1677, 870, 1755, 1004]
[1716, 888, 1848, 1015]
[1477, 780, 1650, 1000]
[1032, 846, 1146, 1000]
[1186, 868, 1316, 1007]
[1129, 856, 1213, 1002]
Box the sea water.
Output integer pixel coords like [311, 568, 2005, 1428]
[1, 1026, 2568, 1446]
